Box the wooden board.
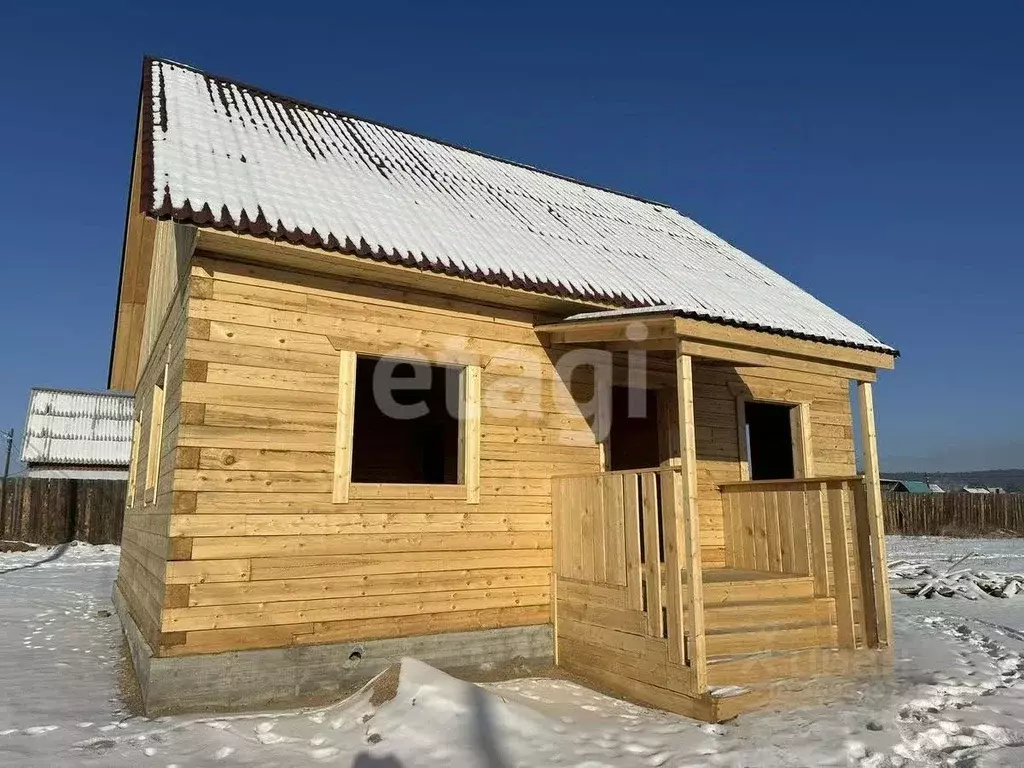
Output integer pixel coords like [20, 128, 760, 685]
[673, 351, 706, 687]
[332, 351, 356, 503]
[858, 382, 893, 648]
[460, 365, 482, 504]
[115, 290, 189, 650]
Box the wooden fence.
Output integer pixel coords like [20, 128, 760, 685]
[0, 478, 126, 545]
[884, 493, 1024, 536]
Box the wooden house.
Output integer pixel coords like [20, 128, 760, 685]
[109, 58, 898, 720]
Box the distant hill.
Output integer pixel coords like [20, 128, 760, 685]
[885, 469, 1024, 493]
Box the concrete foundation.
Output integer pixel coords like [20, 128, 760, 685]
[113, 584, 554, 715]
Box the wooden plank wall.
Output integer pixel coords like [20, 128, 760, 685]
[720, 482, 815, 577]
[552, 470, 709, 718]
[140, 222, 195, 370]
[676, 361, 857, 567]
[115, 283, 188, 652]
[153, 253, 605, 656]
[114, 248, 869, 659]
[688, 364, 869, 645]
[0, 478, 126, 545]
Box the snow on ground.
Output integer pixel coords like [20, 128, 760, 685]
[5, 538, 1024, 766]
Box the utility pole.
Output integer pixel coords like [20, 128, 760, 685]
[0, 428, 12, 537]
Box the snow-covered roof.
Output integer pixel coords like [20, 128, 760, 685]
[20, 388, 134, 467]
[141, 57, 894, 354]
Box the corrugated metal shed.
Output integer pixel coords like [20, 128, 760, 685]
[20, 388, 134, 467]
[141, 58, 894, 354]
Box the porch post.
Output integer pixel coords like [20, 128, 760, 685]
[857, 381, 894, 648]
[674, 344, 707, 691]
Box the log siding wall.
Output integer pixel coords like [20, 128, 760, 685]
[116, 250, 862, 659]
[660, 360, 857, 568]
[115, 279, 188, 651]
[694, 365, 864, 641]
[154, 254, 592, 656]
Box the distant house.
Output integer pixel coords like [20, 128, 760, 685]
[880, 479, 933, 494]
[20, 388, 134, 479]
[960, 486, 1006, 495]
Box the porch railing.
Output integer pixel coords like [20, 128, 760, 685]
[552, 467, 706, 694]
[719, 476, 878, 649]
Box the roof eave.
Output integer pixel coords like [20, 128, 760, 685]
[544, 306, 899, 359]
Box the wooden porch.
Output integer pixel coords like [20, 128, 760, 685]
[542, 311, 895, 721]
[552, 470, 890, 720]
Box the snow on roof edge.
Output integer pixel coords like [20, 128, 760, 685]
[560, 306, 899, 356]
[141, 56, 896, 356]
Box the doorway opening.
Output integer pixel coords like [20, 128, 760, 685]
[607, 386, 661, 471]
[744, 401, 796, 481]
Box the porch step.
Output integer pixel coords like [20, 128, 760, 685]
[704, 596, 834, 633]
[706, 619, 838, 660]
[702, 589, 839, 685]
[687, 569, 839, 677]
[683, 568, 816, 605]
[708, 643, 850, 688]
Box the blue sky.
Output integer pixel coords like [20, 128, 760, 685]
[0, 1, 1020, 472]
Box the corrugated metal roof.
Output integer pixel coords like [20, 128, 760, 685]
[20, 388, 134, 467]
[901, 481, 933, 494]
[142, 57, 894, 354]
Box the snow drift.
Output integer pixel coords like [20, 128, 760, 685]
[346, 658, 559, 766]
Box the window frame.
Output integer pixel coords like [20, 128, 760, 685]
[127, 415, 142, 507]
[333, 351, 481, 504]
[735, 396, 814, 481]
[144, 363, 168, 504]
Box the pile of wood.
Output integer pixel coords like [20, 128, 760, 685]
[0, 540, 39, 553]
[890, 555, 1024, 599]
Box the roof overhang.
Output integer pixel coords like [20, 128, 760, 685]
[536, 310, 896, 382]
[107, 83, 155, 391]
[138, 57, 893, 356]
[192, 227, 614, 317]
